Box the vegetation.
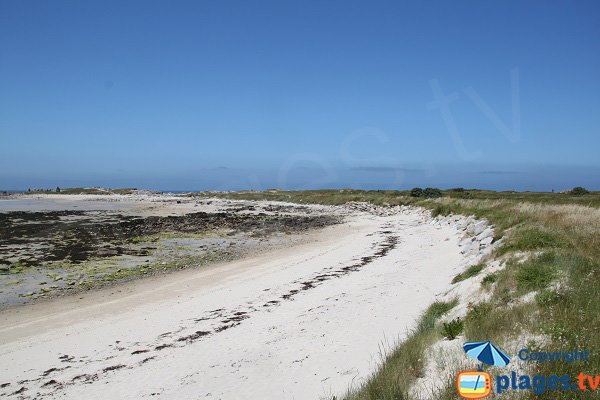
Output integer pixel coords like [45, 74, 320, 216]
[441, 318, 464, 340]
[196, 188, 600, 208]
[197, 188, 600, 399]
[569, 186, 590, 196]
[409, 187, 442, 198]
[451, 263, 485, 283]
[481, 272, 498, 286]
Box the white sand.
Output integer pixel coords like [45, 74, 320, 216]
[0, 200, 478, 399]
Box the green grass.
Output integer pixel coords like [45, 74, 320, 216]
[481, 272, 498, 286]
[451, 263, 485, 283]
[418, 298, 459, 331]
[497, 226, 570, 255]
[514, 252, 559, 291]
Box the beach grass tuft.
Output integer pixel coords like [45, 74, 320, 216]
[451, 263, 485, 284]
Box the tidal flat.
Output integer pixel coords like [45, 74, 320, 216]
[0, 194, 339, 308]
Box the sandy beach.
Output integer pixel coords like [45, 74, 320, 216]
[0, 194, 489, 399]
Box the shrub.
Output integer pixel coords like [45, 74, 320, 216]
[409, 187, 442, 198]
[569, 186, 590, 196]
[423, 187, 442, 198]
[410, 187, 424, 197]
[442, 318, 463, 340]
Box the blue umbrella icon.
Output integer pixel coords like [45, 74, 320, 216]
[463, 341, 511, 367]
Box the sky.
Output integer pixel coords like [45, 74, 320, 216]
[1, 1, 599, 191]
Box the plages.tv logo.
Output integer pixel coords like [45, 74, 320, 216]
[456, 341, 511, 399]
[457, 371, 492, 398]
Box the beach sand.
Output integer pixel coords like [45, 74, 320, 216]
[0, 196, 480, 399]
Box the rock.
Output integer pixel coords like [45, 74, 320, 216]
[461, 216, 474, 229]
[460, 241, 478, 255]
[476, 227, 494, 241]
[97, 248, 118, 256]
[465, 222, 474, 234]
[468, 220, 487, 236]
[459, 236, 474, 247]
[492, 237, 505, 249]
[478, 246, 494, 259]
[480, 236, 494, 246]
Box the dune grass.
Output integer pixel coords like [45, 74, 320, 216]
[451, 263, 485, 284]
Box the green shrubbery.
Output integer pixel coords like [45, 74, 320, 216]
[409, 187, 442, 198]
[441, 318, 463, 340]
[569, 186, 590, 195]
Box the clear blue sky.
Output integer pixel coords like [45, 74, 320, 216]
[1, 1, 599, 191]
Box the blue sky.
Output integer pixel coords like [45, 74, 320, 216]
[1, 1, 599, 191]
